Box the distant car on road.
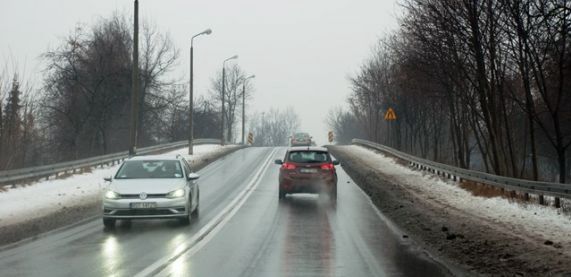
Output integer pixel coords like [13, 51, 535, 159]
[275, 147, 339, 200]
[290, 132, 312, 146]
[102, 154, 200, 228]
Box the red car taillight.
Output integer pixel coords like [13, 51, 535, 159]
[320, 163, 335, 171]
[282, 162, 297, 170]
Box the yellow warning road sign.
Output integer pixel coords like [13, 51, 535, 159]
[328, 131, 334, 143]
[384, 108, 397, 121]
[247, 132, 254, 145]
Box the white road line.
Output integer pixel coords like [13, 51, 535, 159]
[134, 148, 278, 277]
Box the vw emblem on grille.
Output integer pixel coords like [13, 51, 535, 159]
[139, 192, 147, 200]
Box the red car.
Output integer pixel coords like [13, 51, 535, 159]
[275, 147, 339, 200]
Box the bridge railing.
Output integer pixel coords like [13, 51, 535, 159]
[0, 138, 221, 187]
[352, 139, 570, 202]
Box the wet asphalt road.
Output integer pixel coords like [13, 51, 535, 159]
[0, 147, 451, 277]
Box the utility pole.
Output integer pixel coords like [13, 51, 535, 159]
[241, 80, 245, 145]
[189, 44, 194, 154]
[221, 65, 225, 146]
[241, 75, 255, 144]
[129, 0, 140, 155]
[221, 55, 238, 146]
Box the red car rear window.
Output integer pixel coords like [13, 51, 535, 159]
[287, 151, 330, 163]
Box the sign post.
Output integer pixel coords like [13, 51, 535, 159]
[384, 108, 397, 146]
[328, 131, 334, 143]
[247, 132, 254, 145]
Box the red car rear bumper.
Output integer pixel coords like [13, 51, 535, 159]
[279, 174, 336, 194]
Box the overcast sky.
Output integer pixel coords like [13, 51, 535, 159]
[0, 0, 401, 144]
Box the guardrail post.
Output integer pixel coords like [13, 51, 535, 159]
[524, 192, 530, 201]
[538, 194, 545, 205]
[554, 197, 561, 208]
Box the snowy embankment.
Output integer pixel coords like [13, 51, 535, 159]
[0, 144, 231, 228]
[348, 145, 571, 250]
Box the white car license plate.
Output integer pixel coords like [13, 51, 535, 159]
[130, 202, 157, 209]
[300, 168, 317, 174]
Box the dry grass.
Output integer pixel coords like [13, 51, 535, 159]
[55, 166, 95, 180]
[55, 172, 75, 180]
[0, 177, 38, 191]
[459, 180, 507, 198]
[455, 179, 571, 215]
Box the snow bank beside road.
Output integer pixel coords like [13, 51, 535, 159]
[349, 145, 571, 250]
[0, 144, 231, 227]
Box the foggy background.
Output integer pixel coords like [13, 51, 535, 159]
[0, 0, 400, 144]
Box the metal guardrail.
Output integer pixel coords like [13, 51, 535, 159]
[353, 139, 571, 200]
[0, 138, 222, 187]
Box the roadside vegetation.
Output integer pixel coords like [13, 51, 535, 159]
[330, 0, 571, 183]
[0, 12, 257, 170]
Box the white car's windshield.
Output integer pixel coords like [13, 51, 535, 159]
[115, 160, 183, 179]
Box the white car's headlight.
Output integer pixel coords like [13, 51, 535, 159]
[104, 190, 120, 199]
[166, 188, 185, 199]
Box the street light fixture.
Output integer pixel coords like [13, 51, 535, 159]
[241, 75, 255, 145]
[189, 28, 212, 155]
[221, 55, 238, 145]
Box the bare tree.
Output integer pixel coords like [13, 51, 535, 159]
[209, 64, 252, 143]
[346, 0, 571, 182]
[41, 13, 179, 161]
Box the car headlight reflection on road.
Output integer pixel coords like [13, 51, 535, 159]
[166, 188, 185, 199]
[105, 190, 120, 199]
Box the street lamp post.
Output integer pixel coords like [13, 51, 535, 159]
[241, 75, 255, 145]
[129, 0, 140, 155]
[189, 28, 212, 155]
[221, 55, 238, 145]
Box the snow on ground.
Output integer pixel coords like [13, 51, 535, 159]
[0, 144, 229, 227]
[166, 144, 223, 163]
[349, 145, 571, 248]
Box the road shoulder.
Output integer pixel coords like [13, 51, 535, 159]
[328, 145, 571, 276]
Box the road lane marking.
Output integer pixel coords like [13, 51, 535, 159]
[134, 148, 278, 277]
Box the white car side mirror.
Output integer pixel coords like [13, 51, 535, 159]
[187, 173, 200, 180]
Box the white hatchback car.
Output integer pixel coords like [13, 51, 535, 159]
[102, 154, 200, 228]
